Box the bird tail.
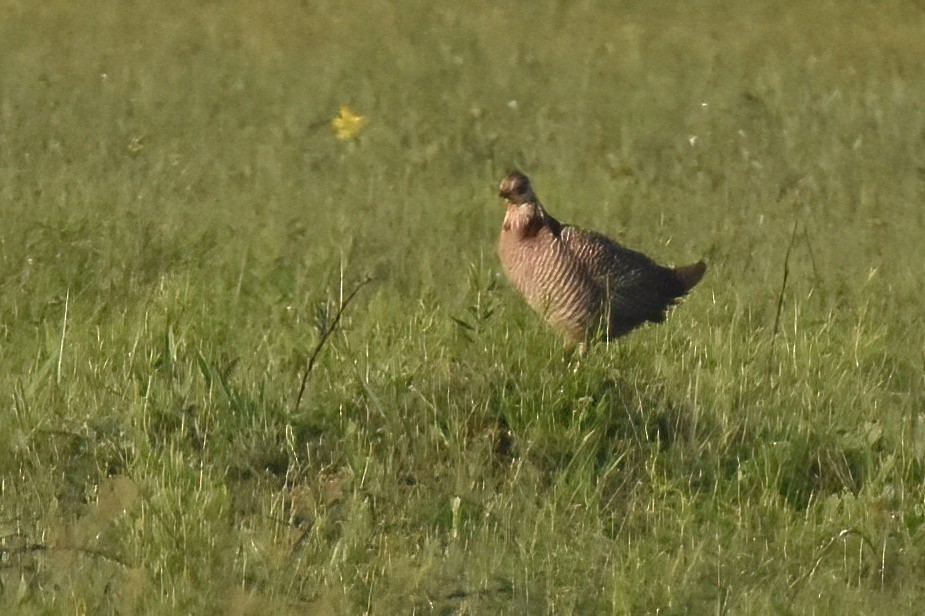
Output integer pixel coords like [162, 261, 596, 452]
[673, 261, 706, 294]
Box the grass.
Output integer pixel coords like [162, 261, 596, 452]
[1, 0, 924, 613]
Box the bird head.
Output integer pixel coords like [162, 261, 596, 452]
[498, 171, 561, 237]
[498, 171, 536, 206]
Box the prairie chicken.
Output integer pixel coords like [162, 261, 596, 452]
[497, 171, 706, 344]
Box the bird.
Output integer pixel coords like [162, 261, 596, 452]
[496, 171, 706, 345]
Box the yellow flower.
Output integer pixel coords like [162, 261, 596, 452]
[332, 106, 367, 141]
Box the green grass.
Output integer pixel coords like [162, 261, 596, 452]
[2, 0, 924, 613]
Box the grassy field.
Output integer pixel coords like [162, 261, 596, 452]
[2, 0, 924, 613]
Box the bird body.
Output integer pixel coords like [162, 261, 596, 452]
[497, 171, 705, 343]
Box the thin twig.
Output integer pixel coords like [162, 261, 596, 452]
[801, 224, 820, 286]
[57, 287, 69, 384]
[0, 543, 132, 569]
[292, 276, 372, 414]
[772, 221, 799, 337]
[788, 527, 876, 595]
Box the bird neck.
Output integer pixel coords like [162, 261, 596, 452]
[503, 201, 561, 238]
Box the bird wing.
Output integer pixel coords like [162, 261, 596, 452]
[560, 226, 683, 331]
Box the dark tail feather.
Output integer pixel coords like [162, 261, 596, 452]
[674, 261, 706, 294]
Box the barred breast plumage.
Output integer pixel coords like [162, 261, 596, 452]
[497, 171, 706, 344]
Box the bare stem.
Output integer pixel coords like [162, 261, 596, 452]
[0, 542, 132, 569]
[292, 276, 372, 414]
[772, 221, 799, 337]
